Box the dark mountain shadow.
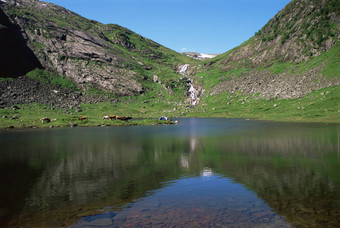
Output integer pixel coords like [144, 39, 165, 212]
[0, 7, 42, 78]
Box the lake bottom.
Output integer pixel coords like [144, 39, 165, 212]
[72, 175, 291, 228]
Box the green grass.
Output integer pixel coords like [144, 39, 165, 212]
[31, 41, 46, 50]
[268, 61, 296, 75]
[187, 85, 340, 122]
[0, 77, 13, 81]
[26, 68, 79, 90]
[0, 103, 177, 129]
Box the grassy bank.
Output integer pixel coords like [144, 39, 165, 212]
[187, 85, 340, 123]
[1, 84, 339, 129]
[0, 103, 177, 129]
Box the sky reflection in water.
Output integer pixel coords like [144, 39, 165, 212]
[72, 174, 290, 227]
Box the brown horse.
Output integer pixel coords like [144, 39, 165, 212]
[116, 116, 132, 121]
[108, 115, 117, 120]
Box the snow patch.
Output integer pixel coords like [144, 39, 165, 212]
[183, 52, 219, 60]
[199, 53, 218, 59]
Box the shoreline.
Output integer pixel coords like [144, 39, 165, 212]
[1, 102, 339, 130]
[1, 116, 339, 130]
[0, 119, 178, 130]
[185, 115, 340, 124]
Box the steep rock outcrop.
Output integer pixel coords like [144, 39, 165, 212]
[1, 0, 143, 96]
[211, 68, 339, 99]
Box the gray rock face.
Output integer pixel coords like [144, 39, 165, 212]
[39, 29, 143, 95]
[211, 68, 339, 99]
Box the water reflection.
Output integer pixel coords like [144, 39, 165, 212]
[0, 119, 339, 227]
[200, 167, 214, 177]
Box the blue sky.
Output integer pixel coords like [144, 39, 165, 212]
[44, 0, 291, 54]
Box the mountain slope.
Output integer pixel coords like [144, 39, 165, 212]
[197, 0, 339, 101]
[213, 0, 339, 69]
[0, 0, 196, 97]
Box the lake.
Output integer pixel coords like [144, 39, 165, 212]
[0, 118, 339, 227]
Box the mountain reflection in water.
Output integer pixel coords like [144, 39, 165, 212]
[0, 118, 339, 227]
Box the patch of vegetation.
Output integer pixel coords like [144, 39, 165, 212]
[85, 87, 119, 100]
[26, 68, 79, 90]
[0, 77, 13, 81]
[296, 42, 340, 78]
[30, 41, 45, 50]
[256, 0, 339, 52]
[268, 61, 296, 75]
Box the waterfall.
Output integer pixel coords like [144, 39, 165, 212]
[179, 64, 189, 75]
[178, 64, 201, 106]
[188, 78, 199, 106]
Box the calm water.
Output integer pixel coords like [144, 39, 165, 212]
[0, 118, 339, 227]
